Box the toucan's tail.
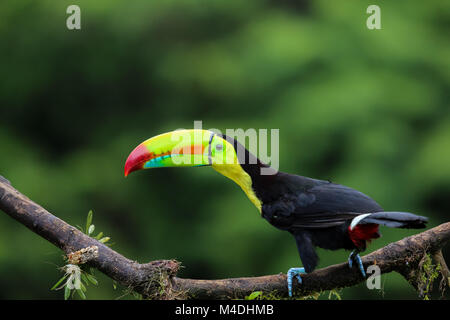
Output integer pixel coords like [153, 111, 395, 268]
[351, 211, 428, 230]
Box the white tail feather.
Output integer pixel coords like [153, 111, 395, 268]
[350, 213, 372, 230]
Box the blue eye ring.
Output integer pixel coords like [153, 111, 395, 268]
[215, 144, 223, 151]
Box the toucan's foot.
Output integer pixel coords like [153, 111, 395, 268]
[287, 267, 306, 297]
[348, 250, 366, 277]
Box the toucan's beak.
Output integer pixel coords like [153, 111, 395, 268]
[124, 129, 214, 177]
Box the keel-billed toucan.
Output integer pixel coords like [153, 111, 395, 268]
[124, 129, 428, 297]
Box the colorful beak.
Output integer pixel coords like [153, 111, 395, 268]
[124, 129, 214, 177]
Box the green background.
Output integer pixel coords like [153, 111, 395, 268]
[0, 0, 449, 299]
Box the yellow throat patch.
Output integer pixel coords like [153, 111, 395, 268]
[212, 161, 262, 213]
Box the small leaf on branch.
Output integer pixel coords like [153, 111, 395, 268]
[86, 210, 93, 233]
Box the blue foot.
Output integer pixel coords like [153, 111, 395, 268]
[287, 267, 306, 297]
[348, 251, 366, 277]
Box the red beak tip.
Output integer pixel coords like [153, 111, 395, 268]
[124, 164, 133, 177]
[124, 144, 151, 178]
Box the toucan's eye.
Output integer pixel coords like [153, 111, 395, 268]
[215, 144, 223, 151]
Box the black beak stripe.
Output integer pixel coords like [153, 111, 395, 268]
[208, 132, 215, 165]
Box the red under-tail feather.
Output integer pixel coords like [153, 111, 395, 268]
[348, 223, 380, 248]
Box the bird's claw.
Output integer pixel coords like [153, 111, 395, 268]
[348, 250, 366, 277]
[287, 267, 306, 297]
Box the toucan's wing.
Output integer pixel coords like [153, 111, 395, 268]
[289, 212, 361, 228]
[262, 179, 383, 229]
[292, 183, 383, 227]
[295, 182, 383, 214]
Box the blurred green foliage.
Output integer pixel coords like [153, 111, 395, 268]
[0, 0, 449, 299]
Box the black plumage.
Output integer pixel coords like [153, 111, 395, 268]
[220, 134, 428, 273]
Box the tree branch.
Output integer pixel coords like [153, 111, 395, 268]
[0, 175, 449, 299]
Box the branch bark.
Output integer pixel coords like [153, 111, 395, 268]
[0, 175, 449, 299]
